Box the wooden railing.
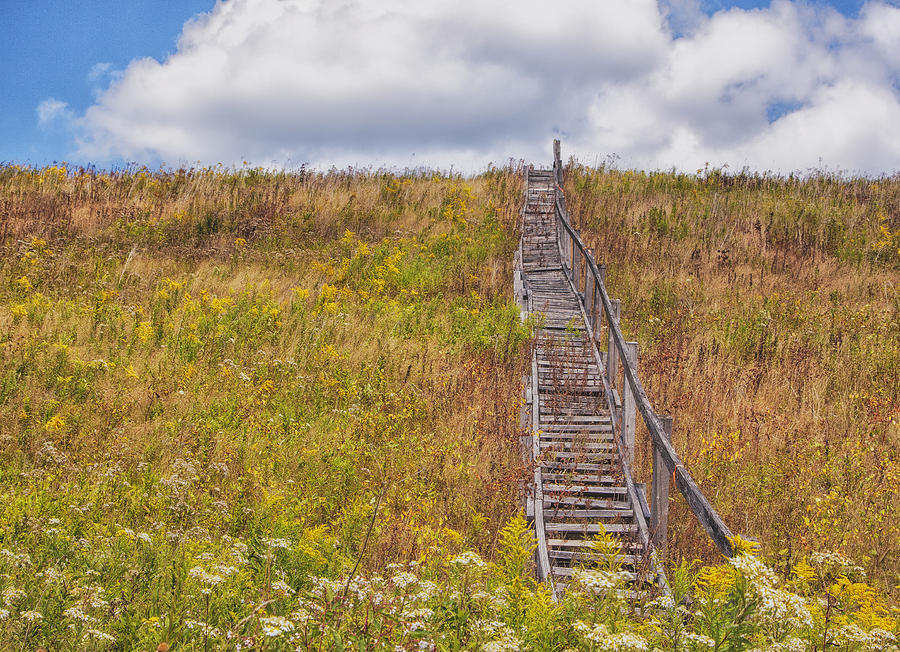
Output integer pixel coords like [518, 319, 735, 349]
[551, 140, 735, 557]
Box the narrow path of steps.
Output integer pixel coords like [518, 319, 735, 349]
[521, 169, 650, 597]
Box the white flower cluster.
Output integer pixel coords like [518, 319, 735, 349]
[86, 629, 116, 643]
[574, 621, 648, 651]
[728, 554, 778, 587]
[482, 632, 523, 652]
[262, 537, 292, 550]
[681, 632, 715, 649]
[0, 548, 31, 568]
[752, 637, 806, 652]
[833, 624, 898, 650]
[2, 587, 26, 607]
[757, 586, 813, 631]
[188, 566, 225, 594]
[451, 551, 486, 569]
[259, 615, 295, 637]
[391, 571, 419, 590]
[271, 579, 294, 596]
[810, 551, 866, 577]
[572, 568, 631, 597]
[728, 554, 813, 633]
[21, 610, 42, 623]
[184, 618, 223, 638]
[63, 606, 97, 624]
[309, 575, 343, 598]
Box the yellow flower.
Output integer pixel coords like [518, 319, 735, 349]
[728, 535, 761, 557]
[792, 558, 817, 583]
[45, 415, 66, 432]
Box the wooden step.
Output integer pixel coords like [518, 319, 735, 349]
[551, 566, 636, 580]
[546, 523, 638, 534]
[543, 483, 627, 495]
[541, 508, 634, 519]
[548, 549, 641, 564]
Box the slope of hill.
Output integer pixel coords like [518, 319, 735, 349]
[0, 162, 896, 649]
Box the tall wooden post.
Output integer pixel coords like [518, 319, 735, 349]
[651, 414, 673, 550]
[606, 299, 621, 388]
[553, 139, 562, 185]
[623, 342, 638, 468]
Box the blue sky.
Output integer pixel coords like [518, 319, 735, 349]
[3, 0, 900, 173]
[1, 1, 213, 165]
[702, 0, 864, 10]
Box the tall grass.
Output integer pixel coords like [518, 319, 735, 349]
[564, 163, 900, 596]
[0, 161, 897, 649]
[0, 163, 532, 647]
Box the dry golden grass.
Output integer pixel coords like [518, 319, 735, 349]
[565, 164, 900, 596]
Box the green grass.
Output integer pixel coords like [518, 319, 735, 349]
[0, 162, 896, 649]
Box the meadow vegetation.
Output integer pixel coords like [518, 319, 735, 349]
[564, 163, 900, 595]
[0, 161, 896, 649]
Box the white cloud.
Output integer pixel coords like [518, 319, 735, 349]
[74, 0, 900, 174]
[36, 98, 71, 128]
[87, 62, 113, 83]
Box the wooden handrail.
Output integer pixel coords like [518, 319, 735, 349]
[551, 141, 735, 557]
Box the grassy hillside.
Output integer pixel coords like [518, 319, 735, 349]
[0, 162, 897, 650]
[564, 164, 900, 591]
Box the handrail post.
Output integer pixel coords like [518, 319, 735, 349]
[553, 139, 562, 185]
[623, 342, 638, 468]
[651, 415, 673, 549]
[606, 299, 621, 388]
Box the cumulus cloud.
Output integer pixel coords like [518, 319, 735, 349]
[37, 98, 71, 128]
[74, 0, 900, 174]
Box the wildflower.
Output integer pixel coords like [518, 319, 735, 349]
[414, 580, 439, 602]
[599, 632, 649, 651]
[261, 537, 292, 550]
[86, 629, 116, 642]
[450, 551, 486, 569]
[791, 558, 816, 583]
[212, 564, 239, 577]
[44, 414, 66, 432]
[681, 632, 715, 649]
[21, 610, 43, 622]
[763, 638, 806, 652]
[574, 621, 608, 644]
[183, 619, 222, 638]
[572, 568, 631, 597]
[63, 606, 96, 623]
[757, 586, 813, 630]
[401, 607, 434, 620]
[271, 580, 294, 596]
[391, 571, 418, 590]
[188, 566, 224, 593]
[259, 615, 294, 637]
[647, 595, 675, 611]
[0, 609, 9, 619]
[728, 553, 778, 587]
[2, 587, 25, 607]
[482, 633, 523, 652]
[810, 550, 866, 578]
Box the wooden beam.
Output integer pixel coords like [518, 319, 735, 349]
[606, 299, 621, 389]
[530, 328, 555, 597]
[622, 341, 638, 468]
[651, 414, 673, 550]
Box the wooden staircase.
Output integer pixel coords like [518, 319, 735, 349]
[520, 169, 652, 597]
